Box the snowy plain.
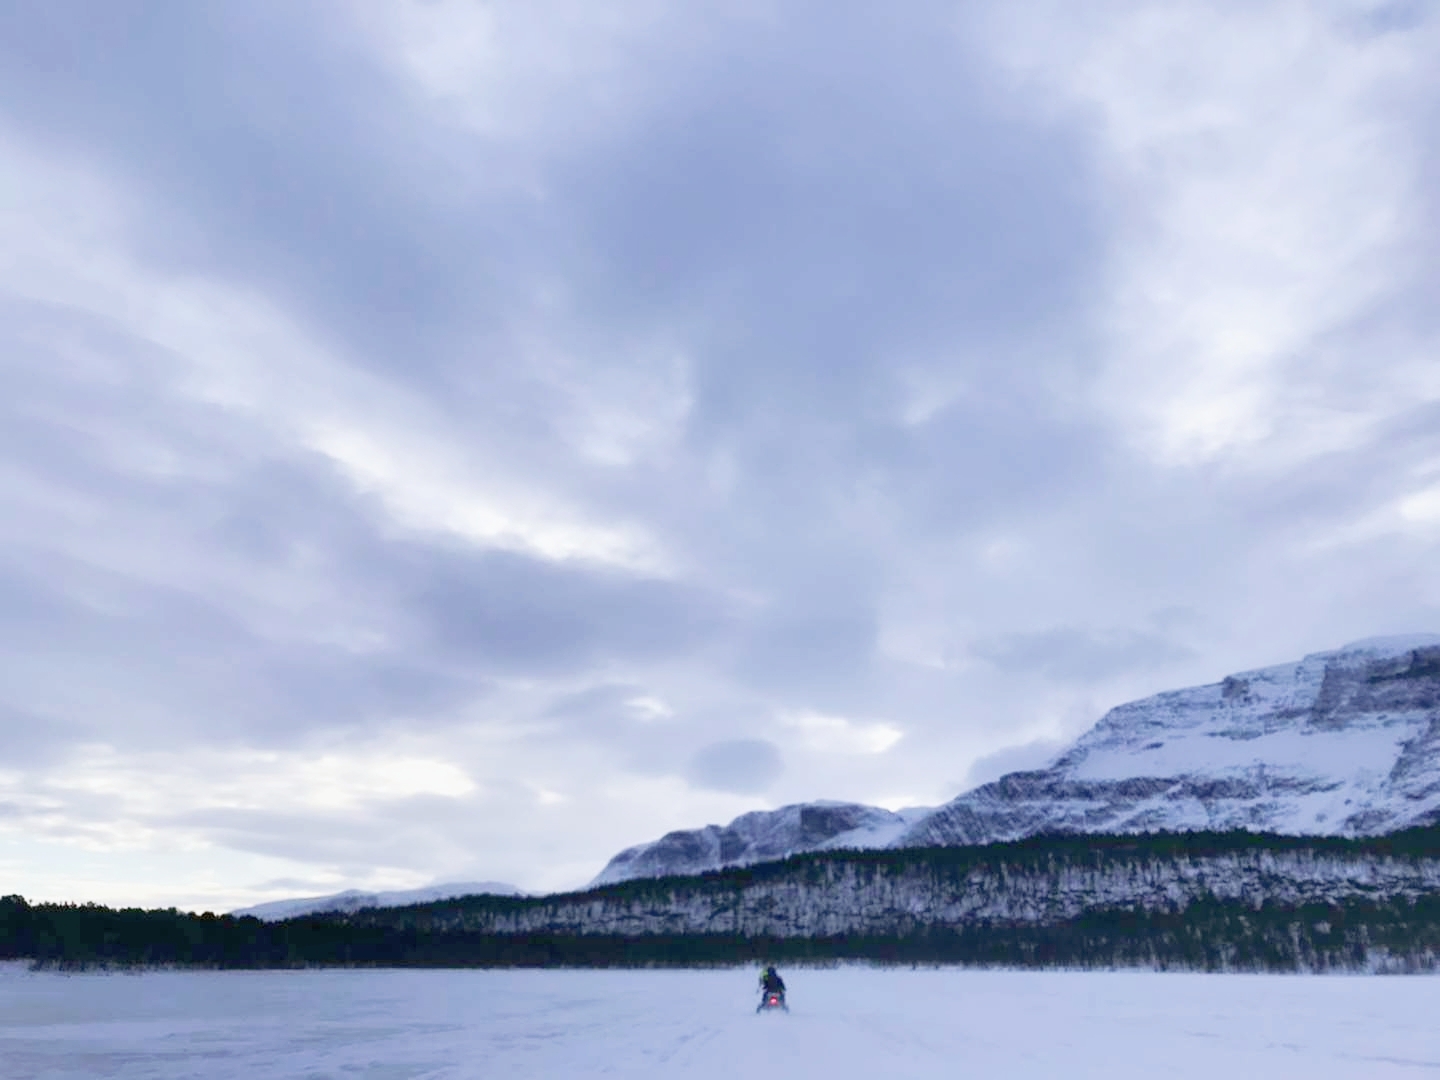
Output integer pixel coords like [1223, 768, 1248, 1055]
[2, 963, 1437, 1079]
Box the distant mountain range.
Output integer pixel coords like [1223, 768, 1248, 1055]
[235, 635, 1440, 914]
[231, 882, 525, 921]
[590, 801, 931, 886]
[591, 634, 1440, 884]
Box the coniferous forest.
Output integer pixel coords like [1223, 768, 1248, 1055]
[6, 828, 1440, 972]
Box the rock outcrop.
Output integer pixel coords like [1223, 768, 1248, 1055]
[902, 635, 1440, 848]
[590, 801, 929, 886]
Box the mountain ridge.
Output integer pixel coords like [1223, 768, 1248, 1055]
[903, 633, 1440, 848]
[593, 635, 1440, 885]
[231, 881, 525, 921]
[589, 800, 931, 887]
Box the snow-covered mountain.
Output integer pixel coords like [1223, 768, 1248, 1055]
[590, 801, 931, 887]
[594, 636, 1440, 884]
[231, 882, 525, 921]
[902, 634, 1440, 848]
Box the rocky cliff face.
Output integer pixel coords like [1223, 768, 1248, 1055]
[589, 801, 929, 887]
[902, 635, 1440, 848]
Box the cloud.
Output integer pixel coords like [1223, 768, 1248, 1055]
[404, 548, 731, 675]
[962, 738, 1069, 790]
[985, 1, 1440, 467]
[969, 627, 1195, 682]
[686, 739, 784, 795]
[1, 0, 1439, 907]
[784, 711, 905, 756]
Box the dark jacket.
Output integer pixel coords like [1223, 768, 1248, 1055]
[760, 970, 785, 994]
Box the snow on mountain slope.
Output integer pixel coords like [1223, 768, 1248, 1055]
[901, 635, 1440, 848]
[231, 882, 525, 921]
[580, 637, 1440, 887]
[590, 801, 932, 886]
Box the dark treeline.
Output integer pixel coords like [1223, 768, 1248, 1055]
[345, 824, 1440, 928]
[4, 892, 1440, 972]
[6, 826, 1440, 971]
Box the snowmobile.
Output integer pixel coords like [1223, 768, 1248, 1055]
[756, 990, 788, 1014]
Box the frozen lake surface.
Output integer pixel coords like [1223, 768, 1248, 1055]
[1, 962, 1437, 1078]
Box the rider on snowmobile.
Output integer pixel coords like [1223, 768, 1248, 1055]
[758, 965, 785, 1003]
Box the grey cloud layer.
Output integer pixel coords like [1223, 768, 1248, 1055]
[2, 1, 1438, 904]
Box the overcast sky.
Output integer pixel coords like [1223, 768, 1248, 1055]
[2, 0, 1438, 911]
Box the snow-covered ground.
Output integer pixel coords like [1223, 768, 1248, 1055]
[2, 963, 1436, 1078]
